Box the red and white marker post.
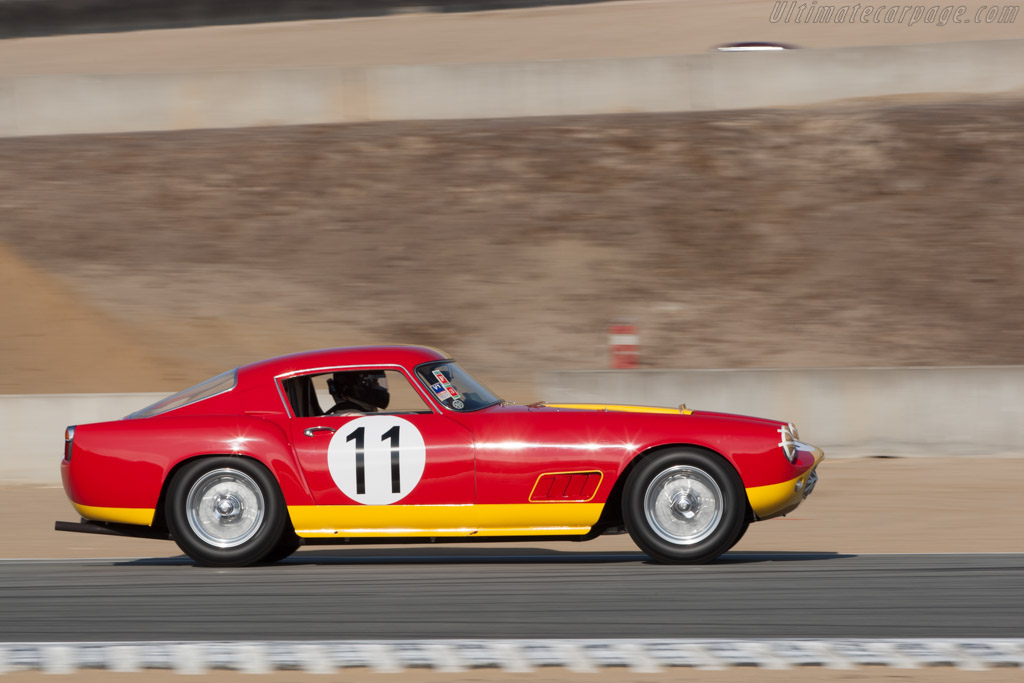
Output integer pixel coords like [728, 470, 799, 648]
[608, 321, 638, 369]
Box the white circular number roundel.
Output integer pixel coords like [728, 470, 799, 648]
[327, 416, 426, 505]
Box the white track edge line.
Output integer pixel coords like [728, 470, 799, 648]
[0, 639, 1021, 673]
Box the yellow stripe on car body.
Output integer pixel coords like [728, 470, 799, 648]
[545, 403, 693, 415]
[71, 503, 156, 526]
[288, 503, 604, 538]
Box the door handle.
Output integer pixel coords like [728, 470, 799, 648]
[303, 426, 337, 437]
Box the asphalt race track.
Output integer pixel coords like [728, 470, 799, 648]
[1, 550, 1021, 641]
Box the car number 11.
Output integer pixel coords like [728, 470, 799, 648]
[327, 416, 427, 505]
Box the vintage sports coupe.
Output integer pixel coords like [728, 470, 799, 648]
[57, 346, 823, 566]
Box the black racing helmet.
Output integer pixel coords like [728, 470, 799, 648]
[328, 371, 390, 410]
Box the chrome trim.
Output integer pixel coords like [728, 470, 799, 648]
[185, 468, 265, 549]
[274, 364, 443, 419]
[126, 369, 238, 420]
[643, 465, 724, 545]
[777, 423, 798, 463]
[803, 468, 819, 498]
[274, 378, 296, 420]
[303, 426, 337, 437]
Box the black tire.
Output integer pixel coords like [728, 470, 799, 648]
[259, 530, 302, 564]
[166, 457, 287, 567]
[623, 448, 746, 564]
[729, 516, 751, 551]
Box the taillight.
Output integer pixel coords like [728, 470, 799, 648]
[64, 426, 75, 462]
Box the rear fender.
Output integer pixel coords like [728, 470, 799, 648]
[64, 415, 313, 517]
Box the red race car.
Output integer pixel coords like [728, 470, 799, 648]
[57, 346, 823, 566]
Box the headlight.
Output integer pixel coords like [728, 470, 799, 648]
[777, 423, 798, 463]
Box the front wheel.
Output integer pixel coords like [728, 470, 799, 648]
[166, 457, 287, 567]
[729, 516, 751, 551]
[623, 449, 746, 564]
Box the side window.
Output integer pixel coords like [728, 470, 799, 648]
[283, 370, 432, 417]
[379, 370, 434, 413]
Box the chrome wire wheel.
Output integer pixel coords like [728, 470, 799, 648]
[185, 468, 265, 549]
[643, 465, 723, 545]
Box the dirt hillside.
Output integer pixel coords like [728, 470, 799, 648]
[0, 244, 187, 392]
[1, 95, 1023, 396]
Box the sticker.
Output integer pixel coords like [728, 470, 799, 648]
[451, 399, 465, 410]
[327, 416, 426, 505]
[432, 368, 463, 400]
[429, 382, 450, 402]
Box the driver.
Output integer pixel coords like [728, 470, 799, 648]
[326, 371, 390, 413]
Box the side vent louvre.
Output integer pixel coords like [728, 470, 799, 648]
[529, 471, 603, 503]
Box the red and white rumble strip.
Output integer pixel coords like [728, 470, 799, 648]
[0, 639, 1022, 674]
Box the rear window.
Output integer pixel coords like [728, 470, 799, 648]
[127, 369, 237, 419]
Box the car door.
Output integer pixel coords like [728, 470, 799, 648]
[283, 367, 476, 537]
[455, 406, 616, 537]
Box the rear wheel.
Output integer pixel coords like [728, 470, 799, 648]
[166, 457, 287, 567]
[623, 449, 746, 564]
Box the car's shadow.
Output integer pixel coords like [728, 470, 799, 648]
[114, 548, 854, 567]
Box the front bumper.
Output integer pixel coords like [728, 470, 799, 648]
[745, 443, 824, 520]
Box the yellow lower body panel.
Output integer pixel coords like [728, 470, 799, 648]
[745, 449, 824, 520]
[289, 503, 604, 538]
[476, 503, 604, 536]
[73, 503, 155, 526]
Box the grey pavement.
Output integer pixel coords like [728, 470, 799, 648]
[0, 550, 1021, 641]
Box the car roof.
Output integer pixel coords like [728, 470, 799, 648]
[237, 345, 451, 385]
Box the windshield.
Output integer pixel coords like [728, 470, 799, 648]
[128, 369, 237, 419]
[415, 361, 501, 412]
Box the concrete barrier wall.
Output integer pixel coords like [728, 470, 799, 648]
[541, 366, 1024, 456]
[0, 0, 620, 39]
[3, 366, 1022, 484]
[2, 39, 1024, 137]
[0, 392, 165, 484]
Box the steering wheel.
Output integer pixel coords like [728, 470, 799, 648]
[324, 403, 365, 416]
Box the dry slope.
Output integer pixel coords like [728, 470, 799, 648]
[1, 96, 1023, 395]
